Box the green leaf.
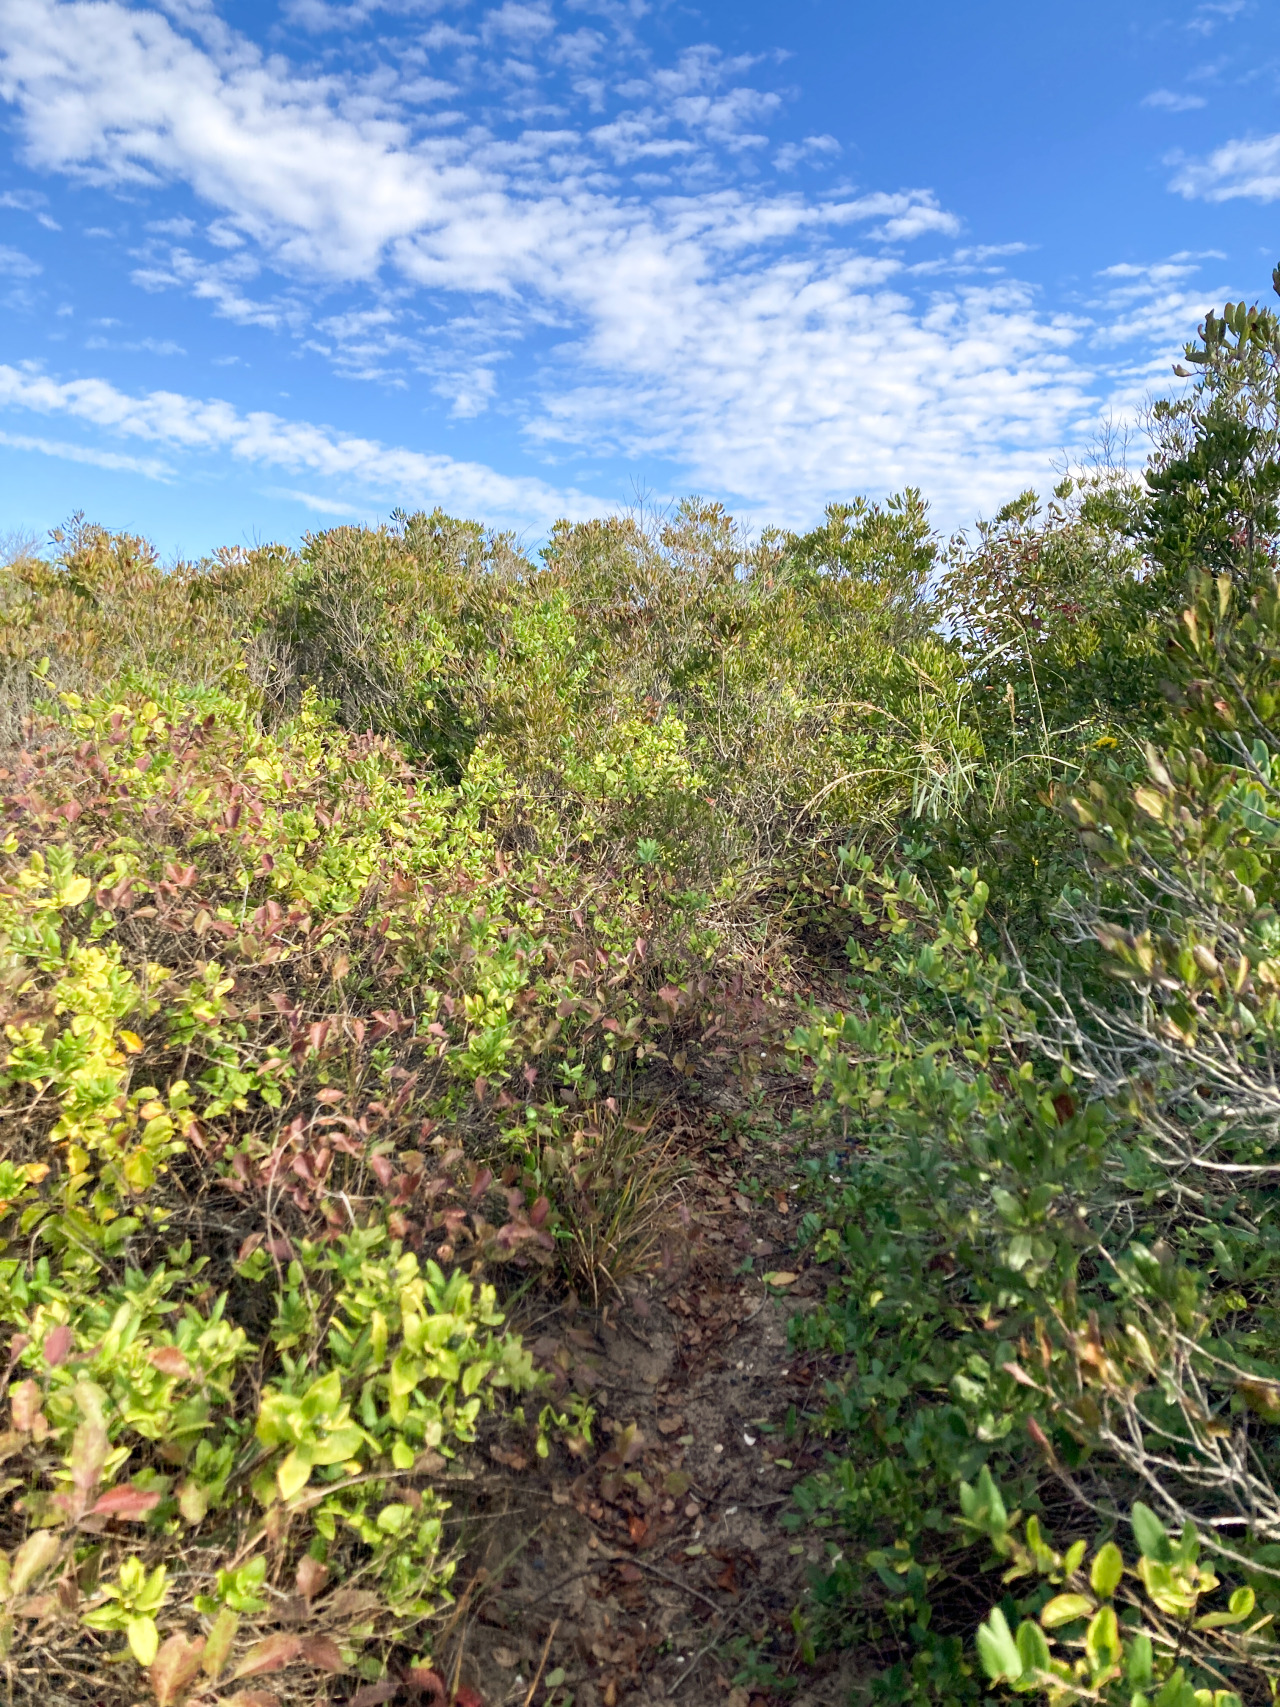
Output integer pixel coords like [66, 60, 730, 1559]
[1127, 1631, 1153, 1687]
[1131, 1503, 1173, 1563]
[1015, 1619, 1050, 1677]
[390, 1347, 421, 1399]
[1154, 1668, 1192, 1707]
[1085, 1604, 1120, 1674]
[307, 1426, 365, 1467]
[976, 1607, 1022, 1682]
[127, 1614, 160, 1668]
[1090, 1541, 1124, 1599]
[137, 1564, 168, 1614]
[1194, 1584, 1255, 1630]
[300, 1368, 342, 1420]
[202, 1608, 239, 1681]
[277, 1449, 312, 1502]
[1040, 1593, 1095, 1629]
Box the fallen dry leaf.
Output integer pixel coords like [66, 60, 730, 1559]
[150, 1633, 206, 1707]
[295, 1555, 329, 1603]
[231, 1635, 302, 1679]
[761, 1271, 797, 1287]
[299, 1634, 344, 1673]
[147, 1346, 191, 1378]
[327, 1587, 383, 1620]
[491, 1647, 519, 1669]
[489, 1444, 528, 1471]
[656, 1414, 684, 1435]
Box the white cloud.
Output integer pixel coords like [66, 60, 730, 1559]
[0, 0, 1224, 527]
[773, 133, 840, 173]
[0, 362, 607, 525]
[282, 0, 448, 29]
[1093, 252, 1230, 347]
[0, 244, 40, 276]
[481, 1, 555, 46]
[84, 334, 186, 354]
[1170, 131, 1280, 200]
[0, 426, 173, 477]
[0, 186, 59, 226]
[531, 268, 1094, 524]
[131, 245, 294, 327]
[1187, 0, 1247, 35]
[262, 485, 365, 514]
[1142, 88, 1206, 112]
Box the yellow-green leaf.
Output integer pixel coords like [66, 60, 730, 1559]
[1090, 1541, 1124, 1599]
[1040, 1593, 1095, 1629]
[202, 1607, 239, 1680]
[277, 1449, 312, 1502]
[127, 1615, 160, 1668]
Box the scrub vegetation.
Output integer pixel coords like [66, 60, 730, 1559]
[5, 274, 1280, 1707]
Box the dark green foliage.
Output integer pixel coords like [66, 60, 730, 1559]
[788, 277, 1280, 1703]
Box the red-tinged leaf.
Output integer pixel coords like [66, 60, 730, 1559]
[150, 1633, 206, 1706]
[298, 1635, 344, 1673]
[469, 1166, 493, 1202]
[10, 1377, 44, 1433]
[453, 1688, 485, 1707]
[148, 1346, 191, 1379]
[231, 1635, 302, 1680]
[1027, 1415, 1054, 1457]
[404, 1669, 446, 1703]
[91, 1483, 162, 1521]
[4, 1332, 32, 1375]
[43, 1325, 72, 1367]
[70, 1414, 109, 1499]
[294, 1556, 328, 1603]
[1002, 1361, 1038, 1389]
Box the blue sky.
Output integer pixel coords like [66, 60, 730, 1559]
[1, 0, 1279, 556]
